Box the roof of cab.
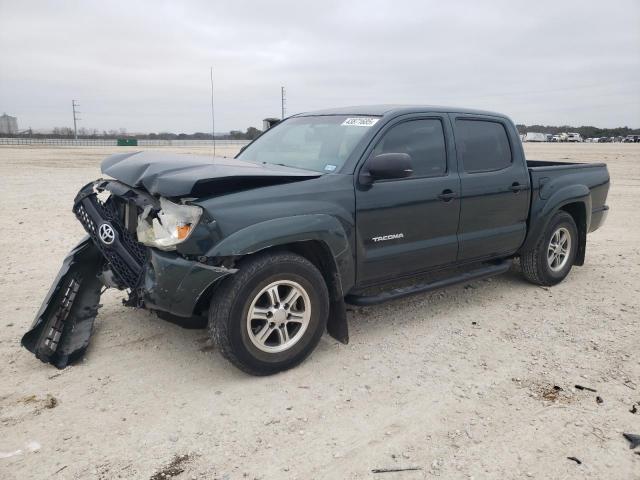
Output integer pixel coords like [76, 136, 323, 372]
[295, 104, 508, 119]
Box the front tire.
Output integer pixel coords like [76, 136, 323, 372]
[209, 252, 329, 375]
[521, 211, 578, 286]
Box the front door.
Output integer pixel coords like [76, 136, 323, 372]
[355, 115, 460, 285]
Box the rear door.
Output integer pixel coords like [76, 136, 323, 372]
[355, 114, 460, 284]
[451, 115, 530, 261]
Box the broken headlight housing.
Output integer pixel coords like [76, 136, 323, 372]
[136, 197, 202, 251]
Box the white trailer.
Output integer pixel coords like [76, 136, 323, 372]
[524, 132, 547, 142]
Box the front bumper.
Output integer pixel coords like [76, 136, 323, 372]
[143, 249, 234, 317]
[74, 180, 234, 317]
[21, 236, 103, 368]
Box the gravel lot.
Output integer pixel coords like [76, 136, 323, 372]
[1, 144, 638, 479]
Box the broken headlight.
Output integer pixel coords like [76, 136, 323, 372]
[136, 197, 202, 251]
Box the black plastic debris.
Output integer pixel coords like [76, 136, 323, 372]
[574, 384, 597, 392]
[596, 396, 603, 404]
[622, 433, 640, 449]
[566, 456, 582, 465]
[21, 237, 103, 368]
[372, 467, 423, 474]
[630, 404, 638, 414]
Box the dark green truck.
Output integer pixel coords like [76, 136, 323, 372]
[22, 105, 610, 375]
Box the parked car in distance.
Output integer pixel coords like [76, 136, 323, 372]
[22, 105, 610, 375]
[566, 132, 583, 142]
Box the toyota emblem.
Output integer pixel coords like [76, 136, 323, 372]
[98, 223, 116, 245]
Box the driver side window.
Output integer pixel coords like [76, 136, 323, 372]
[373, 119, 447, 178]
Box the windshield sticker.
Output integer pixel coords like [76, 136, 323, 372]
[342, 117, 379, 127]
[324, 164, 337, 172]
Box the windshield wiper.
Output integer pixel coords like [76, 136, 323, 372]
[260, 161, 322, 173]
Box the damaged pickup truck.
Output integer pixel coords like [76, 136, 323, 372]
[22, 105, 610, 375]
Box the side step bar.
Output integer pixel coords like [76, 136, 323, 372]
[345, 260, 512, 306]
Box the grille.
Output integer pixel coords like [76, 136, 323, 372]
[74, 192, 148, 289]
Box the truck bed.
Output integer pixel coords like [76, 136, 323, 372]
[527, 159, 607, 169]
[526, 159, 610, 235]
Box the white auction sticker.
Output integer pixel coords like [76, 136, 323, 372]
[341, 117, 379, 127]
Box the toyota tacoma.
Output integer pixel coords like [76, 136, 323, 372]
[22, 105, 610, 375]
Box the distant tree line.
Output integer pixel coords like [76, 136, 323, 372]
[516, 124, 640, 138]
[5, 126, 263, 140]
[8, 124, 639, 140]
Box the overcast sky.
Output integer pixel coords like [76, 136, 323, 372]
[1, 0, 639, 132]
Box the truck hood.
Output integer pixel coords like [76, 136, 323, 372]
[101, 151, 322, 197]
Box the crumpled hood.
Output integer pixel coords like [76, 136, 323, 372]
[101, 151, 322, 197]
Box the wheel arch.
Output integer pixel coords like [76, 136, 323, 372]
[205, 214, 355, 291]
[521, 184, 592, 267]
[200, 215, 354, 343]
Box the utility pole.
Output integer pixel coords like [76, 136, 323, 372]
[210, 67, 216, 156]
[72, 100, 80, 139]
[281, 86, 286, 119]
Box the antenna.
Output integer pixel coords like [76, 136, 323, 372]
[72, 100, 81, 139]
[210, 67, 216, 156]
[281, 86, 286, 119]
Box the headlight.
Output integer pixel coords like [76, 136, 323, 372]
[136, 197, 202, 251]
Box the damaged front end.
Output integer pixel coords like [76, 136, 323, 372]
[22, 180, 235, 368]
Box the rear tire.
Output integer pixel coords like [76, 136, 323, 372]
[209, 252, 329, 375]
[521, 211, 578, 286]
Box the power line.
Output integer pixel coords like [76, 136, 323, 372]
[72, 100, 81, 139]
[281, 86, 286, 119]
[210, 67, 216, 156]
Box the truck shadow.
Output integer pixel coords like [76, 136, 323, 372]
[82, 264, 539, 383]
[343, 264, 537, 337]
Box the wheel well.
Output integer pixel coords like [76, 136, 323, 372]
[194, 241, 342, 316]
[271, 241, 343, 299]
[559, 202, 586, 266]
[273, 241, 349, 343]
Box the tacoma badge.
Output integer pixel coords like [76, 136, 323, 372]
[372, 233, 404, 242]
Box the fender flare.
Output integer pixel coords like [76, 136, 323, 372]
[207, 214, 354, 287]
[521, 184, 591, 256]
[206, 214, 354, 344]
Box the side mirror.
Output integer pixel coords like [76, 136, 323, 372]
[360, 153, 413, 185]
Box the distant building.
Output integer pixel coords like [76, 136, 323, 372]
[0, 113, 18, 134]
[263, 118, 280, 131]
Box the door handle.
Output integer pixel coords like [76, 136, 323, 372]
[438, 189, 456, 202]
[510, 182, 526, 193]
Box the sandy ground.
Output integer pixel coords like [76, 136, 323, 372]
[0, 143, 638, 480]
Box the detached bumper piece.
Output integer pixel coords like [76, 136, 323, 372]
[21, 237, 103, 368]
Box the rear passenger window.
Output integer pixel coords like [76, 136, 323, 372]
[373, 119, 447, 178]
[456, 120, 512, 173]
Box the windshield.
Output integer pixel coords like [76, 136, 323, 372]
[236, 115, 380, 173]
